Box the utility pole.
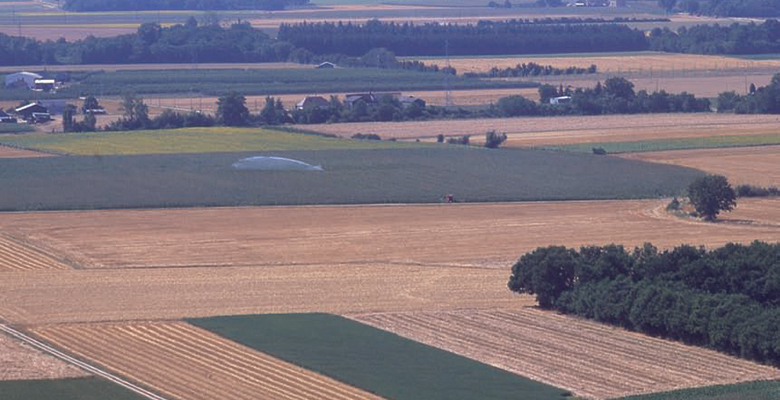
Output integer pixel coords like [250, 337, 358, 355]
[444, 37, 452, 108]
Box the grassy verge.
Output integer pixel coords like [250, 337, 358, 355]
[0, 377, 145, 400]
[0, 147, 703, 210]
[542, 133, 780, 154]
[188, 313, 571, 400]
[0, 127, 426, 155]
[616, 380, 780, 400]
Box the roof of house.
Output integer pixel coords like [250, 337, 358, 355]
[7, 71, 43, 79]
[34, 79, 56, 84]
[297, 96, 329, 108]
[15, 103, 48, 113]
[317, 62, 336, 68]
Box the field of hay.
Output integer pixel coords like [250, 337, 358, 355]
[0, 234, 72, 271]
[352, 308, 780, 399]
[0, 146, 51, 159]
[620, 145, 780, 187]
[32, 321, 385, 400]
[0, 333, 88, 381]
[304, 113, 780, 145]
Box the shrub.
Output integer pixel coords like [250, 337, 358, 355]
[484, 130, 508, 148]
[592, 147, 607, 155]
[666, 197, 681, 211]
[447, 135, 470, 145]
[736, 184, 780, 197]
[351, 133, 382, 140]
[436, 134, 444, 143]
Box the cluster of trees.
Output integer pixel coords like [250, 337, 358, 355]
[277, 20, 648, 56]
[694, 0, 780, 17]
[63, 0, 308, 11]
[463, 62, 597, 78]
[288, 47, 455, 75]
[498, 77, 710, 117]
[509, 240, 780, 365]
[717, 74, 780, 113]
[648, 20, 780, 54]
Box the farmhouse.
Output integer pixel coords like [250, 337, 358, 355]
[550, 96, 572, 105]
[296, 96, 330, 111]
[344, 92, 424, 108]
[344, 93, 378, 108]
[15, 103, 49, 120]
[4, 72, 43, 90]
[33, 79, 56, 92]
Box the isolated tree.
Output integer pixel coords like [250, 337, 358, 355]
[217, 92, 249, 126]
[688, 174, 737, 221]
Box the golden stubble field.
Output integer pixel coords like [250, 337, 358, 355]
[305, 113, 780, 144]
[352, 308, 780, 399]
[2, 199, 780, 325]
[621, 145, 780, 187]
[0, 331, 88, 381]
[32, 321, 386, 400]
[413, 52, 779, 75]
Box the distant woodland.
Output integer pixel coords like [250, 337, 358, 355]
[278, 20, 648, 56]
[62, 0, 308, 11]
[696, 0, 780, 17]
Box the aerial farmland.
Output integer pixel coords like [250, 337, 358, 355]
[1, 0, 780, 399]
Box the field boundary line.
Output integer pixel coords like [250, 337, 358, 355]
[0, 324, 168, 400]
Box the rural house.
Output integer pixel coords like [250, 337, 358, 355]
[296, 96, 330, 111]
[14, 103, 49, 120]
[344, 93, 378, 108]
[316, 61, 337, 69]
[4, 72, 43, 90]
[550, 96, 572, 105]
[33, 79, 56, 92]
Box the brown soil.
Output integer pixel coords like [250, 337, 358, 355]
[0, 331, 88, 381]
[304, 113, 780, 144]
[31, 321, 386, 400]
[351, 309, 780, 399]
[620, 145, 780, 187]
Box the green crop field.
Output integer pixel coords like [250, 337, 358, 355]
[188, 313, 571, 400]
[0, 127, 425, 155]
[617, 380, 780, 400]
[542, 133, 780, 154]
[0, 147, 703, 210]
[57, 68, 537, 97]
[0, 124, 34, 134]
[0, 377, 144, 400]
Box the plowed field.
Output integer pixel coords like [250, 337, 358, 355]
[351, 309, 780, 400]
[305, 113, 780, 145]
[31, 321, 386, 400]
[0, 235, 72, 271]
[0, 331, 88, 381]
[620, 146, 780, 187]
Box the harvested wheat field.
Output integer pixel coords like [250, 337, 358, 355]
[0, 263, 531, 325]
[413, 52, 778, 75]
[0, 331, 88, 381]
[3, 199, 780, 271]
[305, 113, 780, 144]
[0, 146, 52, 159]
[0, 234, 72, 272]
[621, 145, 780, 187]
[31, 321, 385, 400]
[351, 309, 780, 399]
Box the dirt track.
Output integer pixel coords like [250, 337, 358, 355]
[352, 309, 780, 399]
[305, 113, 780, 144]
[621, 146, 780, 187]
[32, 321, 386, 400]
[0, 331, 88, 381]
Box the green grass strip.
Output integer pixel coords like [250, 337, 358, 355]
[0, 127, 426, 155]
[615, 380, 780, 400]
[0, 124, 34, 134]
[188, 313, 572, 400]
[0, 377, 145, 400]
[542, 133, 780, 154]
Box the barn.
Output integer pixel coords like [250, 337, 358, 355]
[4, 72, 43, 90]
